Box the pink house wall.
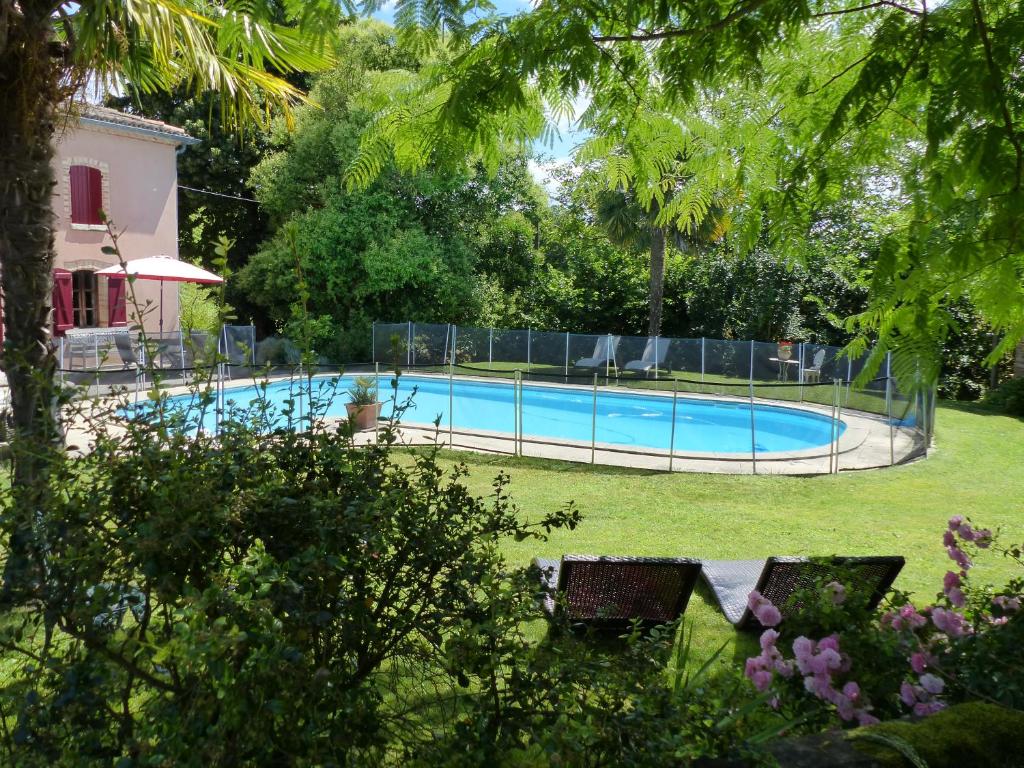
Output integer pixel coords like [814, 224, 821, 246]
[53, 122, 184, 333]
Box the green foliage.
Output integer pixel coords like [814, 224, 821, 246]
[347, 375, 377, 404]
[0, 380, 583, 765]
[344, 0, 1024, 392]
[178, 282, 221, 336]
[239, 23, 542, 360]
[982, 377, 1024, 417]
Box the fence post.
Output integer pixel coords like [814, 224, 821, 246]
[798, 342, 804, 402]
[512, 370, 519, 456]
[654, 336, 660, 382]
[846, 356, 853, 405]
[448, 357, 454, 447]
[886, 375, 894, 466]
[605, 333, 612, 384]
[749, 339, 754, 388]
[59, 336, 65, 387]
[591, 373, 598, 465]
[518, 370, 525, 456]
[488, 328, 493, 370]
[564, 331, 570, 380]
[835, 379, 844, 474]
[408, 321, 413, 366]
[749, 378, 758, 475]
[669, 378, 678, 473]
[371, 321, 376, 364]
[375, 361, 381, 444]
[527, 328, 532, 374]
[451, 324, 458, 369]
[179, 332, 186, 383]
[700, 337, 705, 393]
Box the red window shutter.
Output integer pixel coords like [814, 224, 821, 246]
[70, 165, 103, 225]
[107, 276, 127, 327]
[52, 269, 74, 334]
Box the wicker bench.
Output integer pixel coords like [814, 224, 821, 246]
[533, 555, 702, 630]
[701, 556, 905, 631]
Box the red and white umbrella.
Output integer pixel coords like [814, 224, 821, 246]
[96, 255, 223, 333]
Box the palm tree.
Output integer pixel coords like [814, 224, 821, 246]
[0, 0, 338, 593]
[595, 186, 725, 337]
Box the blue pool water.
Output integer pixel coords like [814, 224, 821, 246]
[164, 374, 844, 454]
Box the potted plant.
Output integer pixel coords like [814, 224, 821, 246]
[346, 376, 382, 430]
[777, 340, 793, 361]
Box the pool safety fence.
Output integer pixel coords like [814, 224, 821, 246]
[56, 324, 256, 398]
[372, 321, 933, 471]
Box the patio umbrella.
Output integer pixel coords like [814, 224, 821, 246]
[96, 255, 223, 333]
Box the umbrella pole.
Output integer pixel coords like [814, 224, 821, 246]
[159, 280, 164, 335]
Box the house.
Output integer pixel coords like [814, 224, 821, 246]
[48, 103, 198, 337]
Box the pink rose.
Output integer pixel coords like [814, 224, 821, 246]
[747, 591, 783, 627]
[947, 515, 964, 531]
[946, 545, 972, 571]
[817, 634, 841, 653]
[898, 604, 927, 630]
[825, 581, 847, 606]
[842, 681, 861, 701]
[946, 587, 966, 608]
[900, 681, 917, 707]
[931, 607, 968, 638]
[942, 530, 956, 548]
[751, 669, 773, 691]
[760, 628, 780, 651]
[919, 673, 944, 695]
[754, 603, 782, 628]
[913, 700, 946, 717]
[910, 652, 934, 674]
[943, 571, 961, 591]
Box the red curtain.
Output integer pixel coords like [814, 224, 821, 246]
[70, 165, 103, 225]
[52, 269, 74, 334]
[107, 275, 127, 327]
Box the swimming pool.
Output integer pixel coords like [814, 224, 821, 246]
[166, 374, 844, 455]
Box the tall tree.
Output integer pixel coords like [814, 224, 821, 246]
[0, 0, 338, 593]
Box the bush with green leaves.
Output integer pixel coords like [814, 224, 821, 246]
[743, 518, 1023, 729]
[0, 377, 586, 765]
[982, 377, 1024, 417]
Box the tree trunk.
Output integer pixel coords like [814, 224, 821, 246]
[0, 4, 64, 598]
[647, 224, 666, 337]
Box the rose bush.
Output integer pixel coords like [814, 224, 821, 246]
[745, 517, 1023, 727]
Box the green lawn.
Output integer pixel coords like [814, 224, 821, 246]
[430, 401, 1024, 664]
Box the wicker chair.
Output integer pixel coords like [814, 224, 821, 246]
[533, 555, 702, 630]
[700, 556, 905, 631]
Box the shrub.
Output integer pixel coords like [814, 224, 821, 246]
[0, 378, 583, 766]
[743, 517, 1023, 728]
[981, 377, 1024, 417]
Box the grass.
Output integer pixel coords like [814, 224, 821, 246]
[426, 401, 1024, 665]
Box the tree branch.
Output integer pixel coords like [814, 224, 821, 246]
[970, 0, 1022, 190]
[592, 0, 772, 43]
[810, 1, 923, 19]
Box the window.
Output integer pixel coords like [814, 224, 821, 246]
[69, 165, 104, 226]
[72, 270, 98, 328]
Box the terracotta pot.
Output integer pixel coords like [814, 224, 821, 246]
[346, 401, 382, 431]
